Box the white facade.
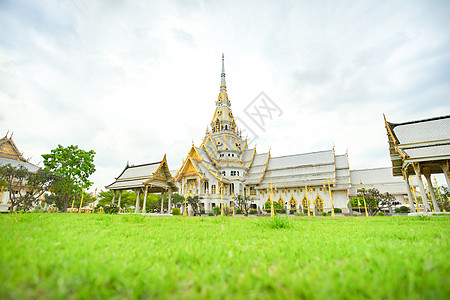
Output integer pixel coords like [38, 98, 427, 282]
[174, 55, 351, 213]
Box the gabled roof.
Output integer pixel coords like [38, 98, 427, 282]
[385, 114, 450, 176]
[386, 115, 450, 145]
[106, 155, 177, 191]
[0, 135, 27, 162]
[0, 157, 39, 173]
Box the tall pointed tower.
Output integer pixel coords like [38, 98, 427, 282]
[210, 54, 237, 134]
[175, 54, 250, 202]
[204, 54, 247, 161]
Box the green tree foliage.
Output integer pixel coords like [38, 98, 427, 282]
[42, 145, 95, 212]
[233, 194, 254, 216]
[170, 193, 185, 208]
[0, 164, 59, 212]
[97, 190, 137, 207]
[263, 200, 282, 210]
[187, 195, 203, 216]
[356, 188, 396, 216]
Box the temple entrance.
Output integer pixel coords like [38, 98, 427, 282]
[289, 195, 297, 210]
[315, 195, 324, 212]
[301, 195, 309, 212]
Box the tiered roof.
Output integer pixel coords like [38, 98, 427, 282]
[385, 115, 450, 176]
[0, 135, 39, 172]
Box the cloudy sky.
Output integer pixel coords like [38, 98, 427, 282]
[1, 0, 449, 192]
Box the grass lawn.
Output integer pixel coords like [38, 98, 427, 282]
[0, 213, 448, 299]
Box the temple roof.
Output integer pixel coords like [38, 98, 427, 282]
[385, 114, 450, 176]
[349, 167, 407, 196]
[106, 155, 177, 192]
[0, 135, 27, 162]
[0, 157, 39, 173]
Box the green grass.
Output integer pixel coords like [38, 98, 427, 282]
[0, 214, 449, 299]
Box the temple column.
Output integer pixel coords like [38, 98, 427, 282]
[161, 190, 165, 213]
[413, 163, 431, 212]
[134, 190, 141, 214]
[168, 191, 172, 214]
[424, 173, 440, 212]
[403, 171, 415, 213]
[117, 191, 122, 208]
[112, 191, 116, 204]
[441, 162, 450, 189]
[142, 186, 148, 214]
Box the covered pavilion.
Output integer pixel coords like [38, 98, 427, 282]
[106, 155, 178, 213]
[384, 114, 450, 212]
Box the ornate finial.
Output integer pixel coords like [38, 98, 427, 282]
[220, 53, 226, 92]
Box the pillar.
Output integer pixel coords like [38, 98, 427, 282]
[403, 172, 416, 213]
[161, 190, 165, 213]
[441, 162, 450, 189]
[112, 191, 116, 204]
[425, 174, 440, 212]
[168, 192, 172, 214]
[134, 190, 140, 214]
[413, 163, 431, 212]
[142, 186, 148, 214]
[118, 191, 122, 208]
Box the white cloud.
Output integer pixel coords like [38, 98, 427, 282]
[1, 0, 450, 192]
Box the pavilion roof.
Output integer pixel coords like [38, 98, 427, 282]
[106, 155, 178, 192]
[385, 115, 450, 176]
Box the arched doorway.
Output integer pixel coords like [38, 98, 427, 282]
[289, 195, 297, 210]
[301, 195, 309, 213]
[315, 195, 324, 212]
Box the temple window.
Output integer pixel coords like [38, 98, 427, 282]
[211, 185, 216, 194]
[222, 171, 226, 176]
[250, 186, 256, 195]
[231, 171, 237, 176]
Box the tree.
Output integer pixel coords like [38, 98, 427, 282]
[186, 195, 203, 216]
[171, 193, 185, 208]
[233, 194, 253, 216]
[97, 190, 137, 207]
[0, 164, 59, 212]
[356, 188, 396, 216]
[42, 145, 95, 212]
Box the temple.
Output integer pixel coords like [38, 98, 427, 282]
[384, 115, 450, 212]
[174, 54, 353, 213]
[0, 134, 40, 212]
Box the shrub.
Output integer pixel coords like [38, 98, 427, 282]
[224, 205, 231, 216]
[208, 212, 214, 216]
[213, 206, 221, 216]
[172, 207, 181, 215]
[280, 209, 286, 214]
[378, 212, 385, 216]
[399, 206, 410, 213]
[334, 208, 342, 213]
[236, 208, 243, 214]
[201, 209, 205, 214]
[263, 216, 293, 229]
[289, 209, 295, 215]
[395, 207, 401, 213]
[322, 212, 327, 216]
[104, 203, 119, 214]
[249, 209, 256, 215]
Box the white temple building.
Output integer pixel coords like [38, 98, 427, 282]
[106, 55, 414, 214]
[174, 55, 353, 213]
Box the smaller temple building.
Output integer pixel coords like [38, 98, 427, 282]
[385, 114, 450, 212]
[106, 155, 178, 213]
[0, 134, 40, 212]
